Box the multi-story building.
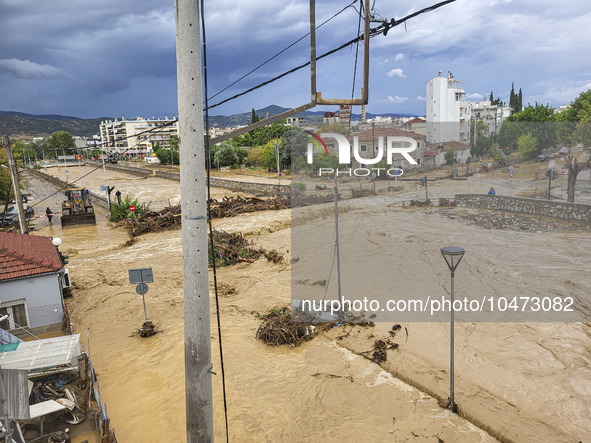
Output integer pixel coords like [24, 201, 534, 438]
[99, 115, 178, 157]
[471, 100, 512, 136]
[426, 71, 471, 144]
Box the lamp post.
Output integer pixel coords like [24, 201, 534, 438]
[440, 246, 465, 413]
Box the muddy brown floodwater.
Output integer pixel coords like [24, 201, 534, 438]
[23, 166, 591, 442]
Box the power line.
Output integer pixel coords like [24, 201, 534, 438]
[201, 0, 230, 441]
[207, 0, 456, 111]
[208, 0, 359, 102]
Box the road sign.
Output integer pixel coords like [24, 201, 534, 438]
[509, 166, 514, 174]
[100, 185, 107, 191]
[129, 205, 136, 212]
[136, 283, 149, 295]
[129, 267, 154, 284]
[561, 167, 566, 174]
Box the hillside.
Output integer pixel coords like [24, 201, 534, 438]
[0, 111, 109, 139]
[1, 106, 421, 140]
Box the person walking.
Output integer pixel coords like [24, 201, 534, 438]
[115, 189, 122, 205]
[46, 207, 53, 223]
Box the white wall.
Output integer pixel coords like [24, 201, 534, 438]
[0, 274, 63, 329]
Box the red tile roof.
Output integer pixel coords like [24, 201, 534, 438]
[0, 233, 63, 282]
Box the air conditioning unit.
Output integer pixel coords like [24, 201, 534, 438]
[63, 268, 72, 288]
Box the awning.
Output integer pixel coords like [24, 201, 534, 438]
[0, 335, 81, 378]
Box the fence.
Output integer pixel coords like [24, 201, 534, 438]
[87, 347, 118, 442]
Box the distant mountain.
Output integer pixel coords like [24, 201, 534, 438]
[0, 111, 111, 139]
[208, 105, 420, 127]
[1, 105, 421, 140]
[0, 111, 82, 121]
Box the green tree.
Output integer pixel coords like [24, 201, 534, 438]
[250, 108, 260, 124]
[246, 146, 265, 166]
[234, 121, 289, 148]
[445, 147, 457, 165]
[517, 132, 538, 160]
[470, 120, 491, 157]
[214, 143, 239, 167]
[0, 149, 12, 201]
[155, 148, 179, 165]
[281, 127, 308, 169]
[262, 140, 278, 171]
[46, 131, 75, 155]
[502, 102, 556, 154]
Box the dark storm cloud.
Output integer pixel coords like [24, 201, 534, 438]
[0, 0, 590, 118]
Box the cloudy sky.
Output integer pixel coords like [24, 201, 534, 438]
[0, 0, 590, 119]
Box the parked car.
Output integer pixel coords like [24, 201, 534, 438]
[0, 206, 35, 227]
[535, 154, 549, 162]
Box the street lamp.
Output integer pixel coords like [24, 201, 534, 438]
[440, 246, 465, 413]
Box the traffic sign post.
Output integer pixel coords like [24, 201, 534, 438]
[129, 268, 153, 322]
[534, 172, 539, 197]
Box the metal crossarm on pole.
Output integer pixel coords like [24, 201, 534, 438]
[440, 246, 465, 413]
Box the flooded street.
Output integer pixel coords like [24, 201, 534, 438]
[21, 166, 591, 442]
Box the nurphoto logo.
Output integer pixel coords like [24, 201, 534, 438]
[306, 132, 418, 177]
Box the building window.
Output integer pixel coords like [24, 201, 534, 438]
[360, 144, 367, 152]
[0, 299, 29, 330]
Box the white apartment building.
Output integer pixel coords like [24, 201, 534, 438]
[99, 115, 178, 157]
[426, 71, 471, 144]
[471, 100, 512, 136]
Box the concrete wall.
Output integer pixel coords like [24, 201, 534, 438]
[455, 194, 591, 222]
[153, 170, 294, 196]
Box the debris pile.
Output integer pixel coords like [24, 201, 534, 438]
[125, 196, 289, 236]
[407, 199, 432, 207]
[135, 320, 160, 338]
[437, 198, 457, 207]
[438, 208, 591, 232]
[255, 307, 315, 346]
[211, 230, 283, 267]
[209, 196, 289, 218]
[369, 338, 398, 363]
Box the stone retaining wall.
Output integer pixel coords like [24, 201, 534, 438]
[153, 170, 293, 196]
[455, 194, 591, 222]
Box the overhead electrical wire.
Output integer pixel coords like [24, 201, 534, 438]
[207, 0, 456, 111]
[208, 0, 359, 102]
[200, 0, 230, 442]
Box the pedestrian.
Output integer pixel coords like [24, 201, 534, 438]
[46, 207, 53, 223]
[115, 189, 122, 205]
[488, 187, 496, 195]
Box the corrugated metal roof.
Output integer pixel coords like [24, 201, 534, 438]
[0, 233, 62, 281]
[0, 335, 80, 376]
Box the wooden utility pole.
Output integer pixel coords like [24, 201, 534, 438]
[175, 1, 214, 441]
[3, 136, 27, 234]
